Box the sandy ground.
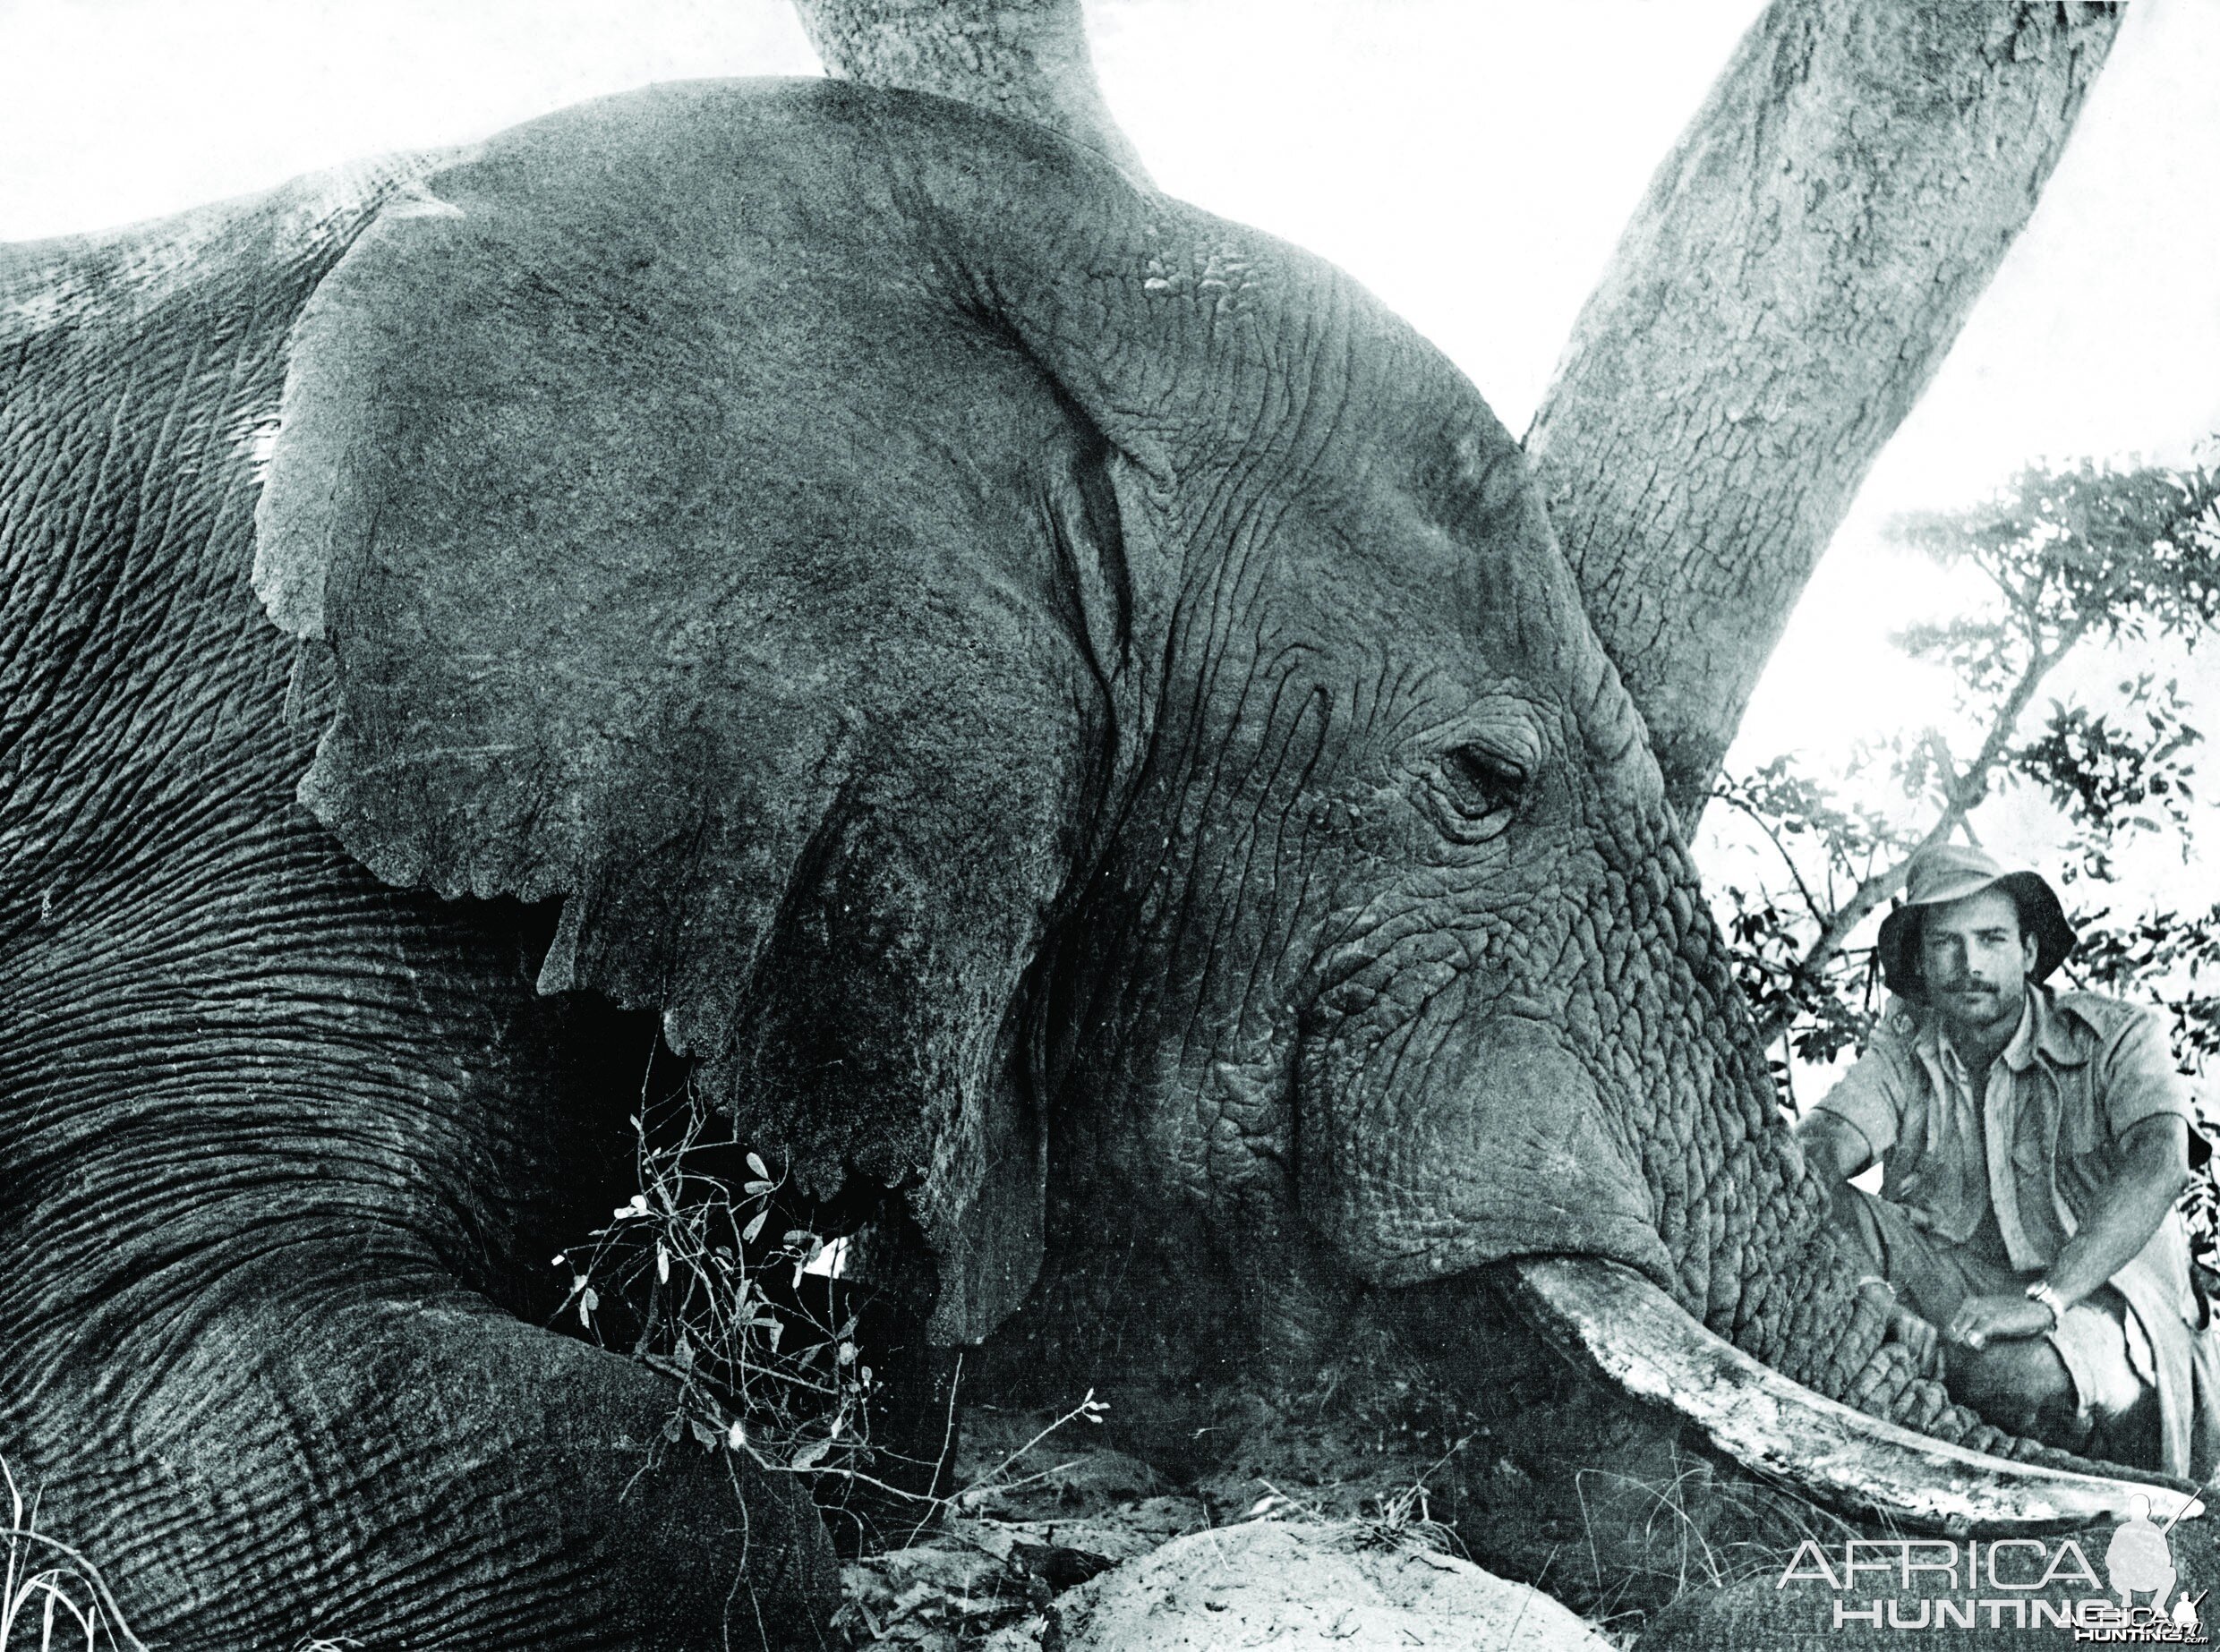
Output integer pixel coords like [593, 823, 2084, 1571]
[831, 1405, 1627, 1649]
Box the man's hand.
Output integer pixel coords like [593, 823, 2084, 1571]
[1946, 1293, 2054, 1350]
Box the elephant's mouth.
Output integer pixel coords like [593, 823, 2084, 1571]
[1502, 1254, 2200, 1535]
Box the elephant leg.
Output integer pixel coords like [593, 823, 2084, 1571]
[15, 1244, 835, 1650]
[1, 827, 833, 1643]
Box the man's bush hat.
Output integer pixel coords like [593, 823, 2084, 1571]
[1875, 842, 2077, 1001]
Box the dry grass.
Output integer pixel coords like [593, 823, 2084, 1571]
[1567, 1451, 1864, 1644]
[0, 1460, 145, 1652]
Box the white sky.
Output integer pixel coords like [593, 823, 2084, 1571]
[4, 0, 2216, 937]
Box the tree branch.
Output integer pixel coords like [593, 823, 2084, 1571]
[1716, 786, 1828, 930]
[1754, 810, 1960, 1049]
[1525, 0, 2123, 825]
[791, 0, 1150, 182]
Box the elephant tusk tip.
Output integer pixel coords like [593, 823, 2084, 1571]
[1504, 1253, 2195, 1536]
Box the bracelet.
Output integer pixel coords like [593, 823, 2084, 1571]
[2026, 1280, 2069, 1333]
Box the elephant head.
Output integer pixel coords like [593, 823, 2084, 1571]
[0, 70, 2187, 1652]
[258, 80, 1687, 1336]
[257, 79, 2188, 1520]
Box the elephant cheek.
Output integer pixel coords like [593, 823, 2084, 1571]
[1297, 1011, 1672, 1291]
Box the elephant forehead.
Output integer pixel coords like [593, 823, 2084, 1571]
[1234, 404, 1604, 698]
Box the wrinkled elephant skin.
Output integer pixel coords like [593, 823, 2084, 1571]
[0, 80, 2177, 1648]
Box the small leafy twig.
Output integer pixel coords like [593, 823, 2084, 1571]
[952, 1390, 1112, 1508]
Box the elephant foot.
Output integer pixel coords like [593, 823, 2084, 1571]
[8, 1244, 837, 1649]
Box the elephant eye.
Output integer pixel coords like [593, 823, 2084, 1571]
[1431, 743, 1526, 840]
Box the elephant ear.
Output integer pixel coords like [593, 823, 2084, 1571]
[253, 87, 1148, 1341]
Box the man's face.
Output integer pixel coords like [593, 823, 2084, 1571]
[1917, 887, 2036, 1042]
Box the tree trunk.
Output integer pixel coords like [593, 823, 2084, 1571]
[791, 0, 1148, 182]
[788, 2, 2123, 827]
[1524, 0, 2123, 823]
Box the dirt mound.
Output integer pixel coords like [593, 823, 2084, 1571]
[1047, 1520, 1613, 1651]
[830, 1401, 1639, 1647]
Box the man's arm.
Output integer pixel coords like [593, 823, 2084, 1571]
[1946, 1114, 2190, 1351]
[1797, 1074, 1939, 1230]
[1795, 1108, 1876, 1184]
[1797, 1019, 1908, 1185]
[2045, 1113, 2190, 1308]
[1796, 1073, 1943, 1374]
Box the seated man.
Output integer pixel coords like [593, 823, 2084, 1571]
[1796, 843, 2207, 1471]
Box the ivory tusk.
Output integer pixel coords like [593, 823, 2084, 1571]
[1506, 1254, 2203, 1535]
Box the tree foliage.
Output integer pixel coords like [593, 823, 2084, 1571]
[1706, 455, 2220, 1125]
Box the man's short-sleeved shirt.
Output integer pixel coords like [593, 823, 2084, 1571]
[1810, 985, 2198, 1324]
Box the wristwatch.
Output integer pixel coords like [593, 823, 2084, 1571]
[2026, 1280, 2070, 1333]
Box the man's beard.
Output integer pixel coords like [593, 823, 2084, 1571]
[1935, 977, 2019, 1035]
